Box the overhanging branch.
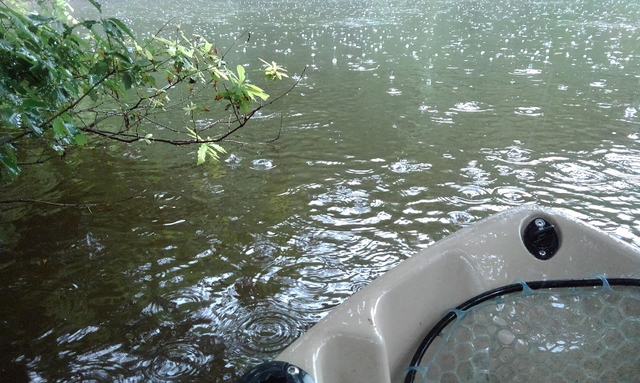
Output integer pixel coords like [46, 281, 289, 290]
[80, 66, 307, 146]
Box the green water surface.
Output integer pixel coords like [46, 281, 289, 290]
[2, 0, 640, 381]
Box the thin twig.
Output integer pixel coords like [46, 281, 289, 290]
[212, 66, 307, 142]
[266, 114, 284, 143]
[224, 139, 247, 147]
[0, 195, 136, 207]
[142, 116, 181, 133]
[18, 149, 52, 165]
[152, 17, 178, 40]
[221, 30, 249, 61]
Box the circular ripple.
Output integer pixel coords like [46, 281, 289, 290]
[447, 185, 492, 206]
[388, 159, 432, 173]
[604, 152, 640, 175]
[230, 303, 305, 355]
[149, 342, 207, 381]
[547, 162, 608, 185]
[493, 186, 533, 205]
[458, 185, 491, 199]
[143, 286, 210, 316]
[450, 101, 493, 113]
[284, 263, 355, 319]
[250, 159, 275, 171]
[70, 360, 128, 383]
[225, 153, 243, 169]
[296, 278, 333, 296]
[294, 262, 344, 296]
[447, 211, 476, 226]
[514, 106, 543, 117]
[164, 287, 210, 306]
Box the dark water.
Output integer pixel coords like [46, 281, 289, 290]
[2, 0, 640, 381]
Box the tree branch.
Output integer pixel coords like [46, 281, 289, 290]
[79, 67, 307, 146]
[36, 69, 116, 134]
[212, 66, 306, 142]
[1, 131, 30, 146]
[80, 127, 140, 143]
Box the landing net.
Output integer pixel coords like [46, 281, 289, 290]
[405, 278, 640, 383]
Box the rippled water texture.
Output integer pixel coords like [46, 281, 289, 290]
[2, 0, 640, 381]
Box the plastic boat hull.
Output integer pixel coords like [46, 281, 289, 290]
[244, 205, 640, 383]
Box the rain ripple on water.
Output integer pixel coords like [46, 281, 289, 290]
[251, 159, 275, 171]
[148, 342, 209, 381]
[514, 106, 544, 117]
[231, 303, 305, 355]
[450, 101, 493, 113]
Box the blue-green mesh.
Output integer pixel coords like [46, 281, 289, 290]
[411, 284, 640, 382]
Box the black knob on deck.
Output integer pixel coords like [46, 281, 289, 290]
[238, 361, 314, 383]
[523, 217, 560, 260]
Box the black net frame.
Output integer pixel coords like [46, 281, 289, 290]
[404, 277, 640, 383]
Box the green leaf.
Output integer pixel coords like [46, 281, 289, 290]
[174, 60, 184, 73]
[153, 36, 175, 46]
[52, 114, 77, 137]
[244, 84, 269, 101]
[206, 146, 219, 160]
[60, 112, 74, 124]
[103, 20, 124, 41]
[186, 127, 197, 138]
[210, 66, 228, 81]
[107, 18, 135, 39]
[0, 108, 19, 130]
[0, 144, 19, 179]
[87, 0, 102, 13]
[52, 117, 67, 136]
[197, 143, 207, 165]
[177, 44, 194, 57]
[147, 75, 156, 88]
[88, 89, 99, 102]
[134, 41, 143, 53]
[74, 132, 87, 146]
[122, 73, 133, 90]
[237, 65, 245, 83]
[78, 20, 98, 30]
[210, 143, 227, 154]
[137, 58, 152, 67]
[108, 51, 134, 64]
[90, 61, 109, 79]
[22, 99, 46, 109]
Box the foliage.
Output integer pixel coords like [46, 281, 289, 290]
[260, 58, 289, 81]
[0, 0, 293, 181]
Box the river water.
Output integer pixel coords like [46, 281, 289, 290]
[2, 0, 640, 381]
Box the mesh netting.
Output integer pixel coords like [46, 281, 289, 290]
[405, 279, 640, 383]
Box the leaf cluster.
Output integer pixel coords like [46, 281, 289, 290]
[0, 0, 292, 181]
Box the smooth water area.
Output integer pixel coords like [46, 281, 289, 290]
[2, 0, 640, 381]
